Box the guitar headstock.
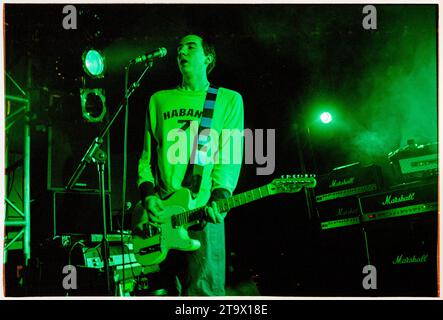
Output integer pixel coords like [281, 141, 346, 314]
[268, 174, 317, 195]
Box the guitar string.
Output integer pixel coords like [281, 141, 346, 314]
[171, 181, 315, 227]
[172, 186, 271, 227]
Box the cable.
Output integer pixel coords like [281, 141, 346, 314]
[7, 167, 15, 197]
[14, 182, 24, 202]
[121, 243, 136, 279]
[66, 240, 85, 296]
[68, 240, 86, 266]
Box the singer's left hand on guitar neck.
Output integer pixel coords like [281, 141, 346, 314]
[204, 201, 227, 224]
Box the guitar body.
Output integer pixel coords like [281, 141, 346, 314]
[132, 188, 202, 266]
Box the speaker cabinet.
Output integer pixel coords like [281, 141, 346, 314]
[312, 225, 369, 296]
[53, 191, 112, 236]
[47, 119, 111, 192]
[364, 212, 438, 296]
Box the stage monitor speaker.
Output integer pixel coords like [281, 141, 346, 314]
[53, 190, 112, 236]
[47, 117, 111, 192]
[364, 212, 438, 296]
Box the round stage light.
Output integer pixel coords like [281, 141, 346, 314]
[82, 49, 105, 78]
[320, 112, 332, 124]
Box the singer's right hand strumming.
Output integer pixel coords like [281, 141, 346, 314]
[143, 195, 166, 225]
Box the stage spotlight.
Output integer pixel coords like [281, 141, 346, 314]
[82, 49, 105, 78]
[80, 48, 107, 123]
[320, 112, 332, 124]
[80, 88, 106, 122]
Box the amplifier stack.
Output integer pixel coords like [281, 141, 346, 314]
[314, 163, 383, 230]
[312, 162, 438, 296]
[359, 181, 438, 296]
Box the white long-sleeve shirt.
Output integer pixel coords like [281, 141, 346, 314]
[138, 86, 244, 207]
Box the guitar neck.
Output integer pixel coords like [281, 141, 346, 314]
[171, 176, 316, 229]
[215, 185, 271, 212]
[171, 185, 272, 228]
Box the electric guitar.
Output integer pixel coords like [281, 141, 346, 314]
[132, 175, 316, 266]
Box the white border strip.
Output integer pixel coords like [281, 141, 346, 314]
[2, 0, 442, 4]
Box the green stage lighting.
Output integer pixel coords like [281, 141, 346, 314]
[82, 49, 105, 78]
[320, 112, 332, 124]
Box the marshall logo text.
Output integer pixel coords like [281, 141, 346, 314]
[392, 254, 428, 265]
[337, 207, 359, 216]
[382, 192, 415, 206]
[329, 177, 355, 188]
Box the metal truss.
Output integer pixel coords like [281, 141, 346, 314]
[4, 72, 31, 266]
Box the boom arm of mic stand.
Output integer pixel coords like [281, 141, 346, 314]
[66, 137, 103, 190]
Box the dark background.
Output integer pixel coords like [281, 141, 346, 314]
[4, 4, 438, 296]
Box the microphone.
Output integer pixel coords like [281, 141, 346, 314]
[130, 47, 167, 64]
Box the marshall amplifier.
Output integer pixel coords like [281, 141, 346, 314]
[359, 180, 438, 296]
[315, 163, 383, 230]
[388, 140, 438, 183]
[315, 163, 383, 203]
[358, 180, 437, 222]
[316, 197, 361, 230]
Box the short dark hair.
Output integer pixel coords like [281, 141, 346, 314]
[201, 37, 216, 74]
[180, 33, 216, 74]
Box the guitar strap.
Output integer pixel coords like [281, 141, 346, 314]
[182, 85, 219, 197]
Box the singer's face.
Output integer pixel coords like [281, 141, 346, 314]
[177, 35, 210, 75]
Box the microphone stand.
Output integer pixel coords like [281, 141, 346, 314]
[66, 60, 154, 296]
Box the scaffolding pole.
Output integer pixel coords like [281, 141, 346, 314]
[23, 96, 31, 265]
[4, 76, 31, 266]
